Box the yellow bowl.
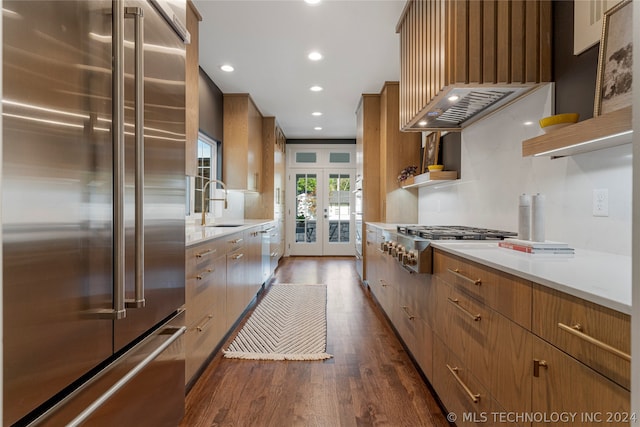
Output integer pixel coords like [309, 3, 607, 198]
[427, 164, 444, 172]
[539, 113, 579, 133]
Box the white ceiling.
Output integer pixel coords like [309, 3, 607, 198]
[193, 0, 406, 139]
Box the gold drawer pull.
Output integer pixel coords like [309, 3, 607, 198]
[401, 306, 415, 320]
[196, 268, 214, 280]
[448, 268, 482, 286]
[232, 253, 244, 260]
[380, 279, 388, 287]
[446, 364, 480, 403]
[228, 238, 244, 244]
[195, 248, 216, 258]
[533, 359, 548, 377]
[558, 322, 631, 362]
[196, 314, 214, 332]
[448, 297, 481, 322]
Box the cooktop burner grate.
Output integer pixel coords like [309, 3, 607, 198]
[397, 225, 517, 241]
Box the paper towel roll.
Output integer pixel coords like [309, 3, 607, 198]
[531, 193, 545, 242]
[518, 194, 531, 240]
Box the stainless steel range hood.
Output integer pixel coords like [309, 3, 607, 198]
[408, 85, 537, 131]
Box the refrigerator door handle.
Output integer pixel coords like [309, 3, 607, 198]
[125, 6, 146, 309]
[65, 326, 186, 427]
[112, 0, 127, 320]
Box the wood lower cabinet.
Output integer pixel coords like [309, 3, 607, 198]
[531, 336, 629, 427]
[185, 239, 226, 385]
[366, 232, 629, 427]
[432, 334, 492, 426]
[226, 233, 247, 329]
[532, 283, 630, 390]
[185, 224, 274, 387]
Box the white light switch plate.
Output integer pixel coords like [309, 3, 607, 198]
[593, 189, 609, 217]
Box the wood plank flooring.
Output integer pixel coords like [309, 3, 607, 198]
[181, 256, 449, 427]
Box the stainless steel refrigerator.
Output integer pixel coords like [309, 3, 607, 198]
[3, 1, 188, 425]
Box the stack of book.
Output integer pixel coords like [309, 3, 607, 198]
[498, 238, 575, 254]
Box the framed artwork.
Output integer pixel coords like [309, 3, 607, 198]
[574, 0, 623, 55]
[421, 131, 441, 173]
[594, 0, 632, 116]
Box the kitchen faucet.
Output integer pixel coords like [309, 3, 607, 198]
[201, 178, 228, 226]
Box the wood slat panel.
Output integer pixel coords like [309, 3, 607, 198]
[397, 0, 551, 130]
[468, 0, 482, 83]
[524, 0, 540, 82]
[510, 0, 525, 83]
[482, 0, 497, 83]
[496, 0, 511, 83]
[538, 0, 553, 82]
[454, 0, 468, 83]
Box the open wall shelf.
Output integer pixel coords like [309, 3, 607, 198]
[522, 106, 632, 157]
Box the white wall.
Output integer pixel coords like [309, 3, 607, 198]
[418, 84, 632, 256]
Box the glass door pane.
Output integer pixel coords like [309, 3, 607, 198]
[295, 173, 317, 243]
[327, 173, 350, 243]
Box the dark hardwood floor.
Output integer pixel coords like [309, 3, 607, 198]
[181, 256, 449, 427]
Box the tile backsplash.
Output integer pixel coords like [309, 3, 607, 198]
[418, 84, 632, 256]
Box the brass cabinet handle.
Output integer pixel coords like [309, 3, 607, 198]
[446, 364, 480, 403]
[447, 268, 482, 286]
[196, 268, 214, 280]
[557, 322, 631, 362]
[196, 314, 214, 332]
[401, 306, 415, 320]
[380, 279, 388, 287]
[447, 297, 481, 322]
[229, 238, 244, 244]
[232, 253, 244, 260]
[195, 248, 217, 258]
[533, 358, 548, 377]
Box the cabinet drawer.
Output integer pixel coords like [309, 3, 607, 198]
[435, 278, 493, 387]
[185, 311, 226, 384]
[433, 335, 491, 426]
[187, 238, 224, 273]
[532, 284, 630, 390]
[225, 232, 245, 253]
[434, 249, 531, 329]
[186, 254, 226, 328]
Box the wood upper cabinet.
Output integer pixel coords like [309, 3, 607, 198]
[396, 0, 552, 131]
[223, 94, 263, 191]
[356, 83, 421, 226]
[185, 0, 201, 176]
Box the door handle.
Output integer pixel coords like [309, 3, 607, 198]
[126, 6, 146, 308]
[111, 0, 127, 320]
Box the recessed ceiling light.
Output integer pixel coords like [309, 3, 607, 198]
[448, 95, 459, 102]
[418, 120, 427, 126]
[312, 112, 323, 116]
[220, 64, 234, 72]
[310, 85, 323, 92]
[308, 51, 323, 61]
[305, 0, 321, 4]
[314, 126, 323, 131]
[523, 121, 534, 126]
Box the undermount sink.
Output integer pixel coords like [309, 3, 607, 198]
[205, 224, 244, 228]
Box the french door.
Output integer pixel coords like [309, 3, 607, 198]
[288, 169, 355, 256]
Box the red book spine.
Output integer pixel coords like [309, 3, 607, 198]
[498, 241, 534, 253]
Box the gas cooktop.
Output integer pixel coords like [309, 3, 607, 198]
[396, 225, 517, 241]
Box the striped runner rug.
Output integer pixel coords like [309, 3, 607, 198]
[223, 283, 333, 361]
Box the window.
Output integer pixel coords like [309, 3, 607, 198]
[194, 134, 218, 213]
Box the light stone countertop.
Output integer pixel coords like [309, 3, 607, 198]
[364, 222, 631, 314]
[185, 219, 275, 247]
[430, 241, 631, 315]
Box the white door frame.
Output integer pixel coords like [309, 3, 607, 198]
[285, 144, 356, 257]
